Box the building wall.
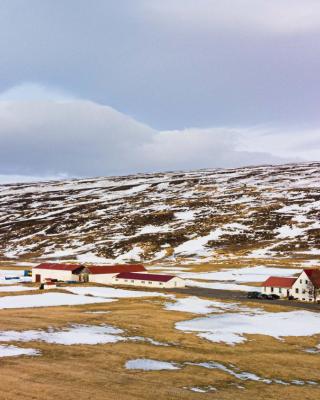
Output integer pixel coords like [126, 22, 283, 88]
[291, 271, 318, 302]
[32, 269, 75, 283]
[33, 268, 186, 288]
[163, 277, 185, 288]
[43, 284, 57, 290]
[111, 276, 185, 288]
[262, 286, 290, 298]
[89, 273, 117, 284]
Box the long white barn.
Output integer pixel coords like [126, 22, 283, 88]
[113, 271, 185, 288]
[32, 263, 185, 288]
[32, 263, 146, 283]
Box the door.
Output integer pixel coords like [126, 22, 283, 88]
[79, 273, 89, 282]
[35, 274, 41, 283]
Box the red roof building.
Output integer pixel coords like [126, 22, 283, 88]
[34, 263, 84, 272]
[262, 276, 297, 288]
[32, 262, 185, 287]
[304, 269, 320, 289]
[116, 272, 175, 282]
[86, 264, 146, 275]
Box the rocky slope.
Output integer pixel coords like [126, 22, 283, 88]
[0, 162, 319, 265]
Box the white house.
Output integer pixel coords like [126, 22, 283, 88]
[32, 263, 85, 283]
[112, 272, 186, 288]
[262, 276, 297, 298]
[262, 268, 320, 302]
[291, 269, 320, 302]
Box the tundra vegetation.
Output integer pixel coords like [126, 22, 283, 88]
[0, 162, 319, 399]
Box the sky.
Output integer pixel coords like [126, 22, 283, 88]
[0, 0, 319, 182]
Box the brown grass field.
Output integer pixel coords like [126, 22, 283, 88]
[0, 289, 319, 400]
[0, 260, 319, 399]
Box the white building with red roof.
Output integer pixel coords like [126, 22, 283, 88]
[291, 269, 320, 302]
[32, 263, 185, 288]
[85, 264, 146, 284]
[32, 263, 146, 284]
[262, 276, 297, 298]
[262, 268, 320, 302]
[113, 271, 185, 288]
[32, 263, 85, 283]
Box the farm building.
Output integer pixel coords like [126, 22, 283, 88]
[262, 276, 297, 298]
[32, 263, 146, 283]
[113, 272, 186, 288]
[262, 268, 320, 302]
[32, 263, 85, 283]
[32, 263, 185, 288]
[291, 269, 320, 302]
[86, 264, 146, 284]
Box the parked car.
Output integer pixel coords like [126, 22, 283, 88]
[247, 291, 261, 299]
[259, 293, 269, 299]
[269, 294, 280, 300]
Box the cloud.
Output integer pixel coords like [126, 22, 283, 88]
[0, 85, 156, 176]
[237, 128, 320, 161]
[0, 82, 76, 102]
[140, 128, 286, 171]
[141, 0, 320, 35]
[0, 83, 297, 179]
[0, 2, 319, 130]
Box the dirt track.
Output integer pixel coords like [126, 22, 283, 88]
[168, 286, 320, 311]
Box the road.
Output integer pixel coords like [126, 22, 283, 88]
[168, 286, 320, 311]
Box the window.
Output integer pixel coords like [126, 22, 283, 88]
[302, 289, 306, 294]
[279, 288, 282, 293]
[271, 287, 274, 292]
[309, 290, 313, 295]
[300, 279, 302, 284]
[148, 281, 152, 284]
[115, 279, 118, 281]
[160, 282, 163, 285]
[305, 280, 308, 284]
[141, 281, 145, 284]
[131, 280, 134, 283]
[125, 280, 128, 282]
[295, 288, 299, 293]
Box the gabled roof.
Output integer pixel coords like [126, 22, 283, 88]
[303, 269, 320, 288]
[34, 263, 84, 272]
[86, 264, 145, 275]
[115, 272, 175, 282]
[262, 276, 297, 288]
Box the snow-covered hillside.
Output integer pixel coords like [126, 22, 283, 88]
[0, 162, 319, 264]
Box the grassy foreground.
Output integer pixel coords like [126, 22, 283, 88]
[0, 292, 319, 400]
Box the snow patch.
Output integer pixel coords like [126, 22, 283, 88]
[0, 293, 115, 310]
[181, 266, 299, 283]
[125, 359, 180, 371]
[66, 286, 169, 299]
[0, 325, 124, 345]
[176, 310, 320, 345]
[0, 344, 39, 358]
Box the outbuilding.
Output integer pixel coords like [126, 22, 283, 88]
[262, 276, 297, 298]
[86, 264, 146, 284]
[32, 263, 146, 284]
[113, 272, 186, 288]
[32, 263, 85, 283]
